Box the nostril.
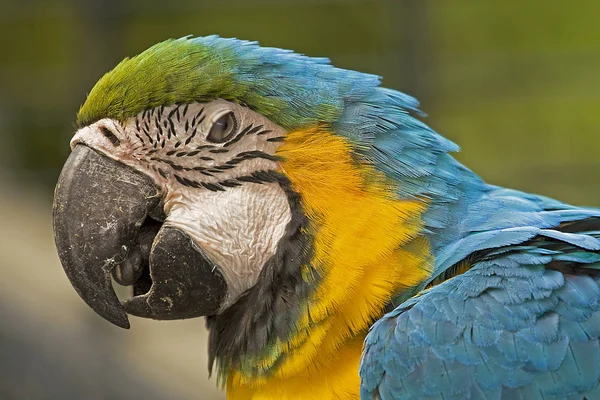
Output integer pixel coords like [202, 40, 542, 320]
[100, 126, 121, 147]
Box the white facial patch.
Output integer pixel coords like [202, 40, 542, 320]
[71, 99, 293, 308]
[164, 182, 291, 307]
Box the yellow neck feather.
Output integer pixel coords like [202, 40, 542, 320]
[227, 129, 432, 400]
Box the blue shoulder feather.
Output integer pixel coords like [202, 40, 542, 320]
[361, 223, 600, 399]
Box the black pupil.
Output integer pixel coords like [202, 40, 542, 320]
[208, 113, 236, 142]
[215, 119, 228, 131]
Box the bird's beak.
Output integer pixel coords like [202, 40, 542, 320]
[52, 145, 227, 328]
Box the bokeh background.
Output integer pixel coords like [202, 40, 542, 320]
[1, 1, 599, 399]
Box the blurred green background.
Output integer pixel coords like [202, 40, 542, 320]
[0, 0, 598, 399]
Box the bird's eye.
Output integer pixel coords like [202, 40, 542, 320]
[207, 112, 237, 143]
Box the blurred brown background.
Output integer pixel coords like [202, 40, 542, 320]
[0, 1, 599, 399]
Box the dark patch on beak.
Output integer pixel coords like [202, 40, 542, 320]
[123, 227, 227, 319]
[53, 145, 227, 329]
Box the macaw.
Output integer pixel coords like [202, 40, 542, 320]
[52, 36, 600, 400]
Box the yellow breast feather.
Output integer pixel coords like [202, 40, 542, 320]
[228, 129, 433, 400]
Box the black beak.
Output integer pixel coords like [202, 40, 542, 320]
[53, 145, 227, 328]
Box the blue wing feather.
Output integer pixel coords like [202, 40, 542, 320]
[361, 227, 600, 399]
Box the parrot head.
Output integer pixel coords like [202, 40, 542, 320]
[55, 99, 290, 327]
[54, 36, 443, 378]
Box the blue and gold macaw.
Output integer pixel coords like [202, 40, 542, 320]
[52, 36, 600, 399]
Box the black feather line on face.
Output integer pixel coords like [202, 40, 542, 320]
[168, 118, 176, 138]
[142, 125, 154, 144]
[206, 177, 317, 377]
[223, 123, 254, 148]
[191, 107, 205, 129]
[135, 117, 142, 138]
[168, 107, 177, 120]
[246, 125, 263, 135]
[195, 145, 214, 150]
[133, 130, 145, 144]
[154, 116, 161, 134]
[185, 127, 198, 145]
